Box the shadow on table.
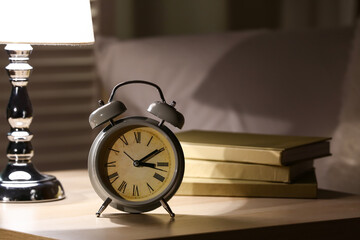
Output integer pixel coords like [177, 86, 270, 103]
[103, 212, 175, 226]
[317, 189, 355, 199]
[35, 213, 360, 240]
[35, 213, 248, 239]
[103, 213, 247, 239]
[102, 212, 246, 228]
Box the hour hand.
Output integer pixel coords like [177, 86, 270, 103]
[138, 162, 167, 172]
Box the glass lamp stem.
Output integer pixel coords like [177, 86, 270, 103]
[5, 44, 34, 163]
[0, 44, 65, 202]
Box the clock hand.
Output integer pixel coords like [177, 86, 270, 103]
[138, 162, 167, 172]
[123, 151, 135, 162]
[138, 149, 158, 162]
[138, 147, 165, 163]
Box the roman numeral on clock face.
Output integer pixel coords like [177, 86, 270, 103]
[118, 180, 127, 193]
[147, 136, 153, 146]
[106, 161, 116, 167]
[134, 132, 141, 143]
[157, 162, 169, 167]
[133, 185, 139, 196]
[153, 172, 165, 182]
[119, 135, 128, 145]
[108, 148, 120, 154]
[147, 182, 154, 193]
[108, 172, 119, 184]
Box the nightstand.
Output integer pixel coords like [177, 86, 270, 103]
[1, 169, 359, 239]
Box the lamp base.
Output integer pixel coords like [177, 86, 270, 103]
[0, 162, 65, 202]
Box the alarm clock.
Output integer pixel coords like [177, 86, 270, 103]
[88, 80, 185, 218]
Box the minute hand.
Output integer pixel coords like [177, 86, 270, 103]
[138, 148, 164, 163]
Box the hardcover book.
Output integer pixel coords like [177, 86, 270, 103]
[176, 171, 318, 198]
[176, 130, 330, 166]
[184, 158, 313, 183]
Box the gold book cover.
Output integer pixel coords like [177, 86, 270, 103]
[176, 171, 317, 198]
[184, 158, 313, 183]
[177, 130, 330, 166]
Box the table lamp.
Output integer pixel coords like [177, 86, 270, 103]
[0, 0, 94, 202]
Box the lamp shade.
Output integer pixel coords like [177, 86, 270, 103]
[0, 0, 94, 45]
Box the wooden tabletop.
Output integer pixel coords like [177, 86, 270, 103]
[1, 169, 360, 240]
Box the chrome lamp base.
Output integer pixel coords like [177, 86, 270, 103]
[0, 162, 65, 202]
[0, 44, 65, 202]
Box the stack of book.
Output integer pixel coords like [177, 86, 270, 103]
[175, 130, 331, 198]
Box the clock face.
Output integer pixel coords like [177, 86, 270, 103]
[99, 125, 176, 202]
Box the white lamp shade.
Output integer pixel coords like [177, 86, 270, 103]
[0, 0, 95, 45]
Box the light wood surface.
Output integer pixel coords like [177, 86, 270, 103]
[1, 169, 360, 240]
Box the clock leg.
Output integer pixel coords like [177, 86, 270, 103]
[160, 198, 175, 218]
[96, 197, 112, 217]
[158, 120, 165, 127]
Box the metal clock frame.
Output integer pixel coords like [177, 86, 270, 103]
[88, 80, 185, 218]
[88, 117, 184, 216]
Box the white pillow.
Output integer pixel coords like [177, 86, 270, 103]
[96, 28, 353, 193]
[96, 29, 351, 136]
[317, 22, 360, 194]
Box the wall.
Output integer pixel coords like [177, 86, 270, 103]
[100, 0, 358, 39]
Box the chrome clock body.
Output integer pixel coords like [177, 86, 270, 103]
[88, 80, 185, 217]
[88, 117, 184, 214]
